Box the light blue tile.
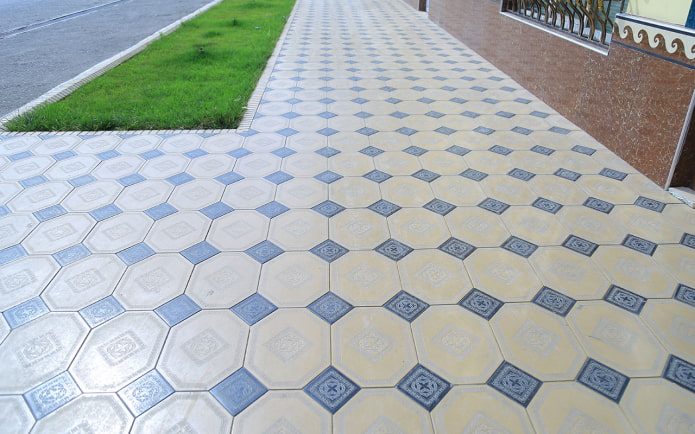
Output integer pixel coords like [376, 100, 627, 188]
[25, 372, 80, 419]
[3, 297, 49, 328]
[118, 370, 174, 416]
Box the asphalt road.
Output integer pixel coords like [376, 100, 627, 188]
[0, 0, 213, 118]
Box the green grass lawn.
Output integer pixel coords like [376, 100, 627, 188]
[6, 0, 295, 131]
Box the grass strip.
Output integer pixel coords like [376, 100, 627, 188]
[7, 0, 295, 131]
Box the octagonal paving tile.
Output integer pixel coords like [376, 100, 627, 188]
[139, 155, 189, 179]
[70, 311, 168, 392]
[642, 299, 695, 360]
[331, 251, 402, 306]
[380, 176, 435, 208]
[186, 154, 235, 179]
[529, 247, 610, 300]
[428, 176, 485, 207]
[568, 301, 668, 376]
[334, 388, 433, 433]
[286, 133, 328, 152]
[509, 151, 559, 175]
[115, 134, 161, 153]
[158, 310, 248, 390]
[412, 306, 502, 384]
[548, 150, 603, 173]
[329, 177, 381, 208]
[9, 182, 72, 213]
[235, 154, 282, 178]
[332, 307, 417, 387]
[0, 255, 59, 311]
[374, 152, 421, 176]
[114, 180, 173, 212]
[387, 208, 450, 249]
[23, 213, 95, 254]
[329, 209, 389, 250]
[480, 175, 536, 205]
[432, 385, 534, 432]
[158, 134, 203, 153]
[268, 209, 328, 251]
[445, 206, 510, 247]
[258, 252, 328, 307]
[212, 172, 265, 201]
[419, 151, 469, 175]
[463, 151, 514, 175]
[275, 178, 328, 208]
[528, 175, 589, 205]
[0, 313, 88, 393]
[74, 136, 120, 154]
[557, 206, 629, 244]
[622, 378, 695, 433]
[612, 205, 682, 244]
[281, 153, 328, 178]
[663, 203, 695, 233]
[595, 246, 676, 298]
[83, 213, 152, 253]
[578, 175, 638, 205]
[653, 245, 695, 286]
[244, 132, 285, 152]
[397, 249, 472, 304]
[207, 210, 269, 251]
[42, 254, 125, 311]
[466, 248, 542, 302]
[31, 394, 133, 434]
[45, 156, 100, 180]
[0, 136, 41, 154]
[328, 152, 375, 176]
[0, 181, 21, 204]
[490, 303, 585, 381]
[167, 179, 225, 210]
[232, 391, 330, 434]
[92, 155, 143, 180]
[114, 253, 193, 310]
[132, 392, 232, 434]
[501, 206, 570, 246]
[62, 181, 122, 212]
[0, 396, 33, 433]
[145, 211, 210, 252]
[1, 156, 55, 181]
[245, 308, 329, 389]
[183, 251, 257, 307]
[527, 382, 633, 433]
[0, 213, 37, 248]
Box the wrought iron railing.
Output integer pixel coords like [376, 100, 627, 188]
[502, 0, 628, 46]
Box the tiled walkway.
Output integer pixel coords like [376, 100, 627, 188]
[1, 0, 695, 432]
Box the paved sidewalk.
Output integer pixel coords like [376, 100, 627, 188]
[1, 0, 694, 432]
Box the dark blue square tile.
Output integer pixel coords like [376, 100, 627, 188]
[363, 170, 392, 184]
[403, 146, 427, 156]
[227, 149, 252, 159]
[3, 297, 49, 328]
[311, 240, 349, 263]
[425, 111, 445, 119]
[512, 126, 533, 135]
[20, 175, 49, 188]
[572, 145, 596, 156]
[314, 171, 343, 184]
[318, 111, 338, 119]
[304, 367, 360, 414]
[96, 150, 121, 160]
[577, 359, 629, 403]
[8, 151, 33, 161]
[117, 242, 156, 265]
[308, 293, 353, 324]
[315, 147, 341, 158]
[533, 287, 576, 317]
[446, 145, 470, 156]
[375, 239, 413, 261]
[450, 97, 468, 104]
[530, 145, 555, 156]
[183, 149, 209, 159]
[495, 111, 515, 118]
[508, 168, 535, 181]
[118, 174, 146, 186]
[212, 368, 268, 416]
[471, 86, 487, 92]
[354, 111, 373, 119]
[312, 200, 345, 218]
[356, 127, 378, 136]
[621, 234, 657, 256]
[118, 370, 174, 416]
[215, 171, 244, 185]
[549, 126, 571, 135]
[166, 172, 194, 186]
[462, 111, 480, 118]
[461, 169, 488, 181]
[434, 126, 457, 135]
[385, 97, 402, 104]
[264, 171, 294, 185]
[256, 201, 290, 218]
[515, 98, 532, 104]
[397, 364, 451, 411]
[396, 127, 418, 136]
[53, 244, 91, 266]
[276, 128, 300, 137]
[417, 97, 435, 104]
[663, 355, 695, 393]
[501, 236, 538, 258]
[145, 203, 178, 220]
[271, 148, 297, 158]
[200, 202, 234, 219]
[489, 145, 513, 156]
[34, 205, 68, 222]
[482, 98, 500, 104]
[459, 289, 503, 320]
[532, 197, 562, 214]
[139, 150, 165, 160]
[155, 294, 201, 326]
[599, 168, 628, 181]
[604, 284, 646, 314]
[438, 237, 476, 260]
[89, 204, 122, 221]
[674, 284, 695, 307]
[24, 372, 80, 419]
[634, 196, 666, 213]
[474, 126, 495, 135]
[281, 112, 301, 120]
[384, 291, 429, 322]
[351, 97, 368, 104]
[245, 241, 284, 264]
[555, 168, 582, 181]
[359, 146, 384, 157]
[390, 111, 410, 119]
[231, 294, 277, 325]
[368, 200, 401, 217]
[478, 198, 510, 215]
[317, 128, 340, 137]
[412, 169, 440, 183]
[562, 235, 598, 257]
[180, 241, 220, 264]
[424, 199, 455, 216]
[79, 296, 125, 327]
[68, 175, 96, 187]
[488, 362, 542, 407]
[583, 197, 614, 214]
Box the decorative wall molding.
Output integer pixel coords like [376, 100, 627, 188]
[615, 14, 695, 62]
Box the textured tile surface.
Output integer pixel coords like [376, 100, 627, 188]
[0, 0, 693, 431]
